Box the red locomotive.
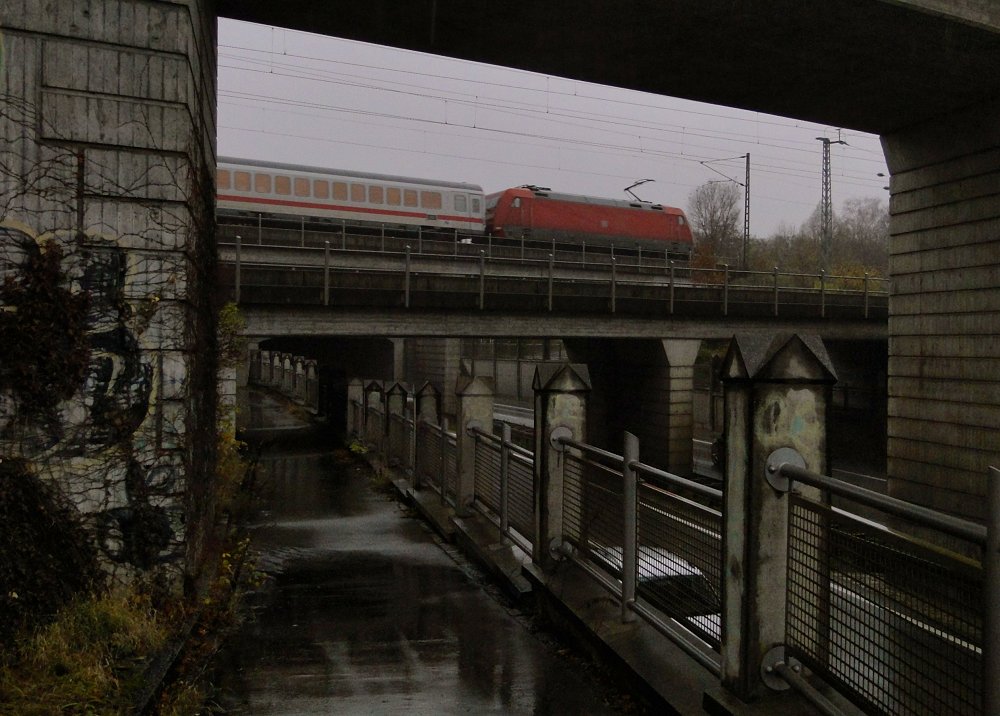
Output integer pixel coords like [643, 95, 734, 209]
[485, 185, 693, 258]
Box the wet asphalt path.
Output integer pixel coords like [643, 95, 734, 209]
[212, 390, 631, 714]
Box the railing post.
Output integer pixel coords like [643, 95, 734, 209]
[723, 263, 729, 316]
[453, 228, 458, 256]
[773, 266, 779, 316]
[341, 219, 347, 250]
[622, 431, 639, 623]
[719, 333, 836, 701]
[381, 223, 385, 252]
[610, 257, 617, 314]
[863, 272, 869, 318]
[404, 245, 411, 309]
[500, 423, 511, 538]
[669, 260, 675, 314]
[582, 241, 587, 266]
[323, 240, 330, 306]
[418, 225, 423, 253]
[300, 215, 305, 247]
[637, 245, 642, 267]
[479, 250, 486, 310]
[234, 234, 241, 304]
[487, 231, 492, 257]
[456, 374, 494, 517]
[532, 364, 591, 570]
[820, 269, 826, 318]
[440, 416, 449, 506]
[547, 253, 554, 312]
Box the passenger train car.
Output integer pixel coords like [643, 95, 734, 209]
[485, 185, 693, 257]
[216, 157, 486, 233]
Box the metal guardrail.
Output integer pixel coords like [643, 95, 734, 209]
[769, 457, 995, 716]
[556, 433, 724, 674]
[469, 425, 535, 553]
[219, 233, 888, 320]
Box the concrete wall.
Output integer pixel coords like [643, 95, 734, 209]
[405, 337, 462, 416]
[882, 97, 1000, 520]
[0, 1, 217, 588]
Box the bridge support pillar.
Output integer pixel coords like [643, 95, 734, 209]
[532, 364, 590, 570]
[416, 381, 440, 425]
[456, 375, 494, 516]
[719, 334, 835, 702]
[661, 338, 701, 476]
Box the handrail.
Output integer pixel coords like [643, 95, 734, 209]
[469, 425, 533, 459]
[633, 462, 723, 503]
[772, 461, 986, 544]
[556, 436, 625, 465]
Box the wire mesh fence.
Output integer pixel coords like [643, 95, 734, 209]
[443, 430, 458, 507]
[473, 433, 502, 516]
[507, 450, 535, 547]
[416, 421, 442, 493]
[786, 494, 982, 716]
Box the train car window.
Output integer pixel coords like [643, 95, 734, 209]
[294, 177, 310, 197]
[387, 187, 401, 206]
[275, 176, 291, 195]
[369, 185, 384, 204]
[217, 170, 231, 190]
[234, 171, 251, 191]
[454, 194, 467, 212]
[351, 184, 365, 202]
[313, 179, 329, 199]
[471, 197, 481, 214]
[403, 189, 418, 207]
[332, 182, 348, 200]
[254, 173, 271, 193]
[421, 191, 442, 210]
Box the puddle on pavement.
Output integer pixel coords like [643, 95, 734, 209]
[212, 391, 634, 714]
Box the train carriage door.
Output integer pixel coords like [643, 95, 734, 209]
[453, 192, 469, 233]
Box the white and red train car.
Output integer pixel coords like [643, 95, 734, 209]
[485, 185, 693, 257]
[216, 157, 486, 233]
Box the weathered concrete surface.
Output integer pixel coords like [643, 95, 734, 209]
[0, 1, 218, 587]
[217, 1, 1000, 135]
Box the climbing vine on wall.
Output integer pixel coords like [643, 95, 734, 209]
[0, 239, 90, 442]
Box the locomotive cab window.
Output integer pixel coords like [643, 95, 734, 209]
[454, 194, 467, 212]
[234, 171, 251, 191]
[254, 173, 271, 193]
[294, 177, 310, 197]
[512, 197, 521, 208]
[217, 170, 231, 191]
[275, 176, 291, 195]
[678, 216, 686, 225]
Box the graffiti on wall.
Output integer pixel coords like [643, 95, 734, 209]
[0, 224, 182, 573]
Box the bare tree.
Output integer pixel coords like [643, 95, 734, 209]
[687, 182, 741, 264]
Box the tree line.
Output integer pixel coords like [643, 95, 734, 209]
[686, 181, 889, 278]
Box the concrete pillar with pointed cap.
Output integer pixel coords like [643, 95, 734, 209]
[719, 333, 836, 701]
[533, 363, 591, 569]
[415, 381, 440, 425]
[455, 374, 495, 516]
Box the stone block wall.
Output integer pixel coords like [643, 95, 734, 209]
[0, 1, 217, 589]
[882, 97, 1000, 521]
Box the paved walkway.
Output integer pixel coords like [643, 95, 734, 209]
[212, 390, 634, 714]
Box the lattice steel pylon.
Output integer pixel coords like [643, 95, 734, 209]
[816, 136, 846, 272]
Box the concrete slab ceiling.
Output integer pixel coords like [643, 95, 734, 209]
[217, 0, 1000, 135]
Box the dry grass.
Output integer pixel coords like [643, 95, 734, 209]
[0, 589, 168, 715]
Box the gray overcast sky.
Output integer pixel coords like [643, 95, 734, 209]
[217, 19, 890, 237]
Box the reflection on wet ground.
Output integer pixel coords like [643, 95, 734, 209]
[212, 390, 628, 714]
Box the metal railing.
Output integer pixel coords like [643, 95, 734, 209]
[770, 459, 994, 716]
[468, 424, 535, 553]
[556, 432, 724, 673]
[219, 235, 888, 320]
